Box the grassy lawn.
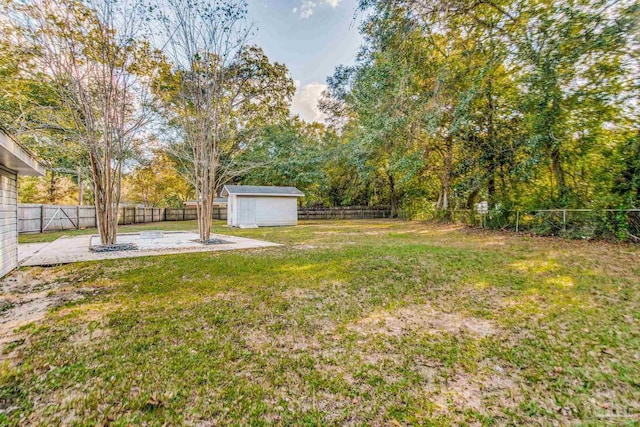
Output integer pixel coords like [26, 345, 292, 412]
[2, 220, 639, 425]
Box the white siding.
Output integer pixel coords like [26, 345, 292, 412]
[0, 168, 18, 278]
[227, 194, 299, 227]
[227, 195, 237, 226]
[254, 196, 298, 226]
[237, 197, 256, 225]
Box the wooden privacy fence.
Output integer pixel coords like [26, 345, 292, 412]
[163, 207, 227, 221]
[19, 204, 101, 233]
[18, 204, 390, 234]
[298, 206, 392, 220]
[18, 204, 227, 233]
[118, 206, 166, 226]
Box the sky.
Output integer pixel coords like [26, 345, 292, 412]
[246, 0, 363, 123]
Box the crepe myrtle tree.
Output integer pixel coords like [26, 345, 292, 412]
[16, 0, 160, 245]
[155, 0, 294, 242]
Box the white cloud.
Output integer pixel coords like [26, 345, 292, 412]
[293, 0, 342, 19]
[291, 82, 328, 123]
[299, 1, 316, 19]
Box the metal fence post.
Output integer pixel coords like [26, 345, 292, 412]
[563, 209, 567, 232]
[515, 211, 519, 233]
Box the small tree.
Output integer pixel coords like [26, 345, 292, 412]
[155, 0, 294, 242]
[17, 0, 157, 245]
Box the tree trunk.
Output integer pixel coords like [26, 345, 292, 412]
[466, 188, 480, 209]
[197, 192, 213, 242]
[486, 76, 498, 207]
[91, 152, 119, 246]
[440, 184, 450, 210]
[551, 147, 566, 201]
[94, 185, 117, 245]
[48, 171, 56, 203]
[437, 136, 454, 220]
[487, 172, 496, 204]
[77, 167, 83, 206]
[195, 156, 215, 242]
[388, 171, 397, 218]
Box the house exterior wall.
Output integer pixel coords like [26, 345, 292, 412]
[0, 167, 18, 278]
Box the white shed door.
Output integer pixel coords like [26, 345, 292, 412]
[238, 197, 256, 225]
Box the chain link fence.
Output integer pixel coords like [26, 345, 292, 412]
[401, 208, 640, 242]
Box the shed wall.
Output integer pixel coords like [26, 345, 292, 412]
[226, 194, 299, 227]
[254, 197, 298, 226]
[227, 195, 237, 226]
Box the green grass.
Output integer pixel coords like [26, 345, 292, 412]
[2, 220, 639, 425]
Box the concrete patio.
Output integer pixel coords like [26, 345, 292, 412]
[18, 231, 280, 267]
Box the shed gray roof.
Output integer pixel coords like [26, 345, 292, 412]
[222, 185, 304, 197]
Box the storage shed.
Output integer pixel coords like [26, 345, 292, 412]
[222, 185, 304, 228]
[0, 130, 45, 278]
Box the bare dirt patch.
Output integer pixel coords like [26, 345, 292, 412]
[1, 268, 70, 294]
[69, 324, 110, 345]
[0, 268, 94, 364]
[348, 304, 497, 338]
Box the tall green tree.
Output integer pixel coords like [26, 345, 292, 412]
[324, 0, 639, 215]
[0, 7, 88, 203]
[238, 119, 329, 205]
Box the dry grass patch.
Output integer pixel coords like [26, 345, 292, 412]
[349, 304, 497, 338]
[244, 327, 323, 353]
[429, 369, 523, 415]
